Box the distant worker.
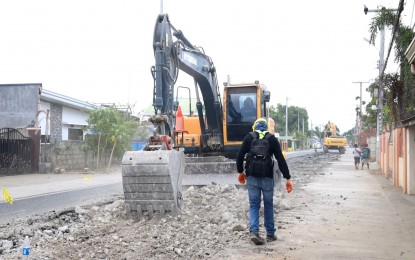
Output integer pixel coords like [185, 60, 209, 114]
[329, 121, 337, 136]
[352, 144, 361, 170]
[236, 118, 293, 245]
[267, 118, 284, 188]
[240, 97, 256, 119]
[361, 143, 371, 170]
[324, 121, 337, 137]
[325, 121, 332, 137]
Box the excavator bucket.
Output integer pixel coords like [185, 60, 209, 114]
[122, 150, 184, 216]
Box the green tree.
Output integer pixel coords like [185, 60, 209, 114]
[269, 104, 285, 134]
[269, 104, 309, 137]
[344, 128, 356, 145]
[367, 7, 415, 129]
[85, 106, 138, 169]
[135, 121, 154, 141]
[313, 126, 322, 140]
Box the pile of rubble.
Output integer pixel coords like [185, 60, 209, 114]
[0, 152, 338, 259]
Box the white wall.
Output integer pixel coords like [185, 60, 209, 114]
[407, 126, 415, 195]
[62, 126, 69, 141]
[38, 101, 90, 139]
[61, 107, 89, 140]
[62, 106, 89, 125]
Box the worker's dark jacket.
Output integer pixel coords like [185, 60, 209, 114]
[236, 131, 291, 180]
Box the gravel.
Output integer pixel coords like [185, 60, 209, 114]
[0, 152, 338, 259]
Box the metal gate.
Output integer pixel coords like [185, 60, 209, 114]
[0, 128, 32, 174]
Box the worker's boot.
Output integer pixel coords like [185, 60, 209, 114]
[266, 234, 277, 242]
[250, 232, 265, 245]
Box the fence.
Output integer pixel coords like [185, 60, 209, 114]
[0, 128, 33, 174]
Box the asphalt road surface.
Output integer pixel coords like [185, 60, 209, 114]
[0, 182, 122, 225]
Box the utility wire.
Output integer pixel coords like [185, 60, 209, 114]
[381, 0, 404, 79]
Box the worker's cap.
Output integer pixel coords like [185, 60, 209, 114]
[252, 118, 268, 131]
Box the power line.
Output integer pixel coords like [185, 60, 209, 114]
[382, 0, 404, 77]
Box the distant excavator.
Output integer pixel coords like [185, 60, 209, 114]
[322, 121, 347, 154]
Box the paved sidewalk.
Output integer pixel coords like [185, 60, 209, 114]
[0, 168, 122, 201]
[280, 148, 415, 259]
[217, 148, 415, 259]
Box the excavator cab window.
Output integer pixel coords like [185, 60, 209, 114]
[226, 86, 258, 142]
[240, 96, 257, 121]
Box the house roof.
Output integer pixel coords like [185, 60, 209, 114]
[41, 89, 98, 111]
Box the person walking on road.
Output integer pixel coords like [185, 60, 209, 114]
[361, 143, 371, 170]
[352, 144, 361, 170]
[236, 118, 293, 245]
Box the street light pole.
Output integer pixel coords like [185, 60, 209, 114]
[352, 81, 369, 135]
[374, 27, 385, 162]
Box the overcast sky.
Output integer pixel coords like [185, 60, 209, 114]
[0, 0, 413, 133]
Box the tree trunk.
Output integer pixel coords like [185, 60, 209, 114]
[100, 139, 108, 168]
[96, 134, 101, 169]
[107, 140, 117, 169]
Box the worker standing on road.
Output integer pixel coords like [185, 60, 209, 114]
[352, 144, 361, 170]
[236, 118, 292, 245]
[361, 143, 371, 170]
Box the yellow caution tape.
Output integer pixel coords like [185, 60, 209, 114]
[82, 176, 94, 182]
[2, 187, 13, 204]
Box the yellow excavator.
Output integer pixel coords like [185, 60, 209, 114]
[322, 121, 347, 154]
[121, 14, 271, 216]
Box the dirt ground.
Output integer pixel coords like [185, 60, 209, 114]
[1, 149, 414, 259]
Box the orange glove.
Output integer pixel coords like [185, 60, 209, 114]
[286, 180, 293, 193]
[238, 173, 246, 185]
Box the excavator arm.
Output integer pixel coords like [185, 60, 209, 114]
[150, 14, 223, 150]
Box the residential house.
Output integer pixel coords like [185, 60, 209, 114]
[39, 89, 97, 143]
[0, 84, 98, 173]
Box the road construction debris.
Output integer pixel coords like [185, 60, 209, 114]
[0, 153, 338, 259]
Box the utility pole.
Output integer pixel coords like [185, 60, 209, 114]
[310, 120, 313, 135]
[303, 118, 304, 133]
[352, 81, 369, 135]
[376, 27, 385, 162]
[364, 5, 398, 162]
[352, 81, 369, 116]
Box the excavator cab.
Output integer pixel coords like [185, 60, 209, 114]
[223, 82, 270, 156]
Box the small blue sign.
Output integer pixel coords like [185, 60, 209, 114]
[23, 247, 30, 255]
